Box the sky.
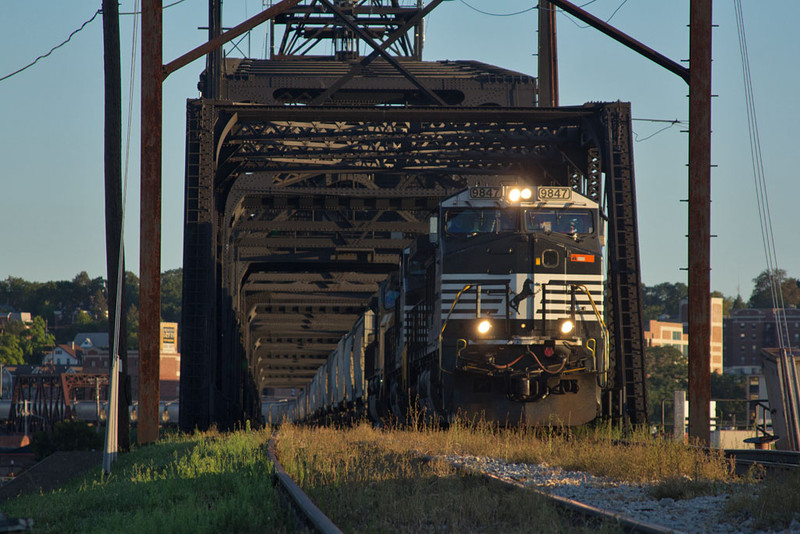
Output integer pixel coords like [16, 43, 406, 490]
[0, 0, 797, 301]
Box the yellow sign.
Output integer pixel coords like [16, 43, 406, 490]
[160, 322, 178, 354]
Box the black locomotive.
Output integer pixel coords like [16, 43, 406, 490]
[270, 184, 609, 427]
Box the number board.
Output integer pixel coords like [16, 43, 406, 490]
[469, 186, 502, 199]
[537, 187, 572, 201]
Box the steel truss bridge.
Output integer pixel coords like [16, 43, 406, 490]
[179, 0, 647, 430]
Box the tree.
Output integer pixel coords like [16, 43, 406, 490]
[20, 316, 55, 364]
[645, 345, 688, 422]
[161, 268, 182, 323]
[0, 334, 25, 365]
[748, 269, 800, 308]
[127, 304, 139, 350]
[90, 288, 109, 320]
[642, 282, 688, 321]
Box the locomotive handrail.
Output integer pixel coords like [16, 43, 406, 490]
[572, 284, 610, 388]
[438, 283, 473, 375]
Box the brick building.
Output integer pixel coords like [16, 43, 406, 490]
[724, 308, 800, 373]
[644, 296, 724, 374]
[80, 322, 180, 400]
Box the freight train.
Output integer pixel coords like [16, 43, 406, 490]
[268, 184, 610, 426]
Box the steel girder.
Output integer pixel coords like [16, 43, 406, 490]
[180, 100, 644, 430]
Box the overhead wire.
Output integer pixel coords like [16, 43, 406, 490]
[0, 9, 102, 83]
[734, 0, 799, 448]
[458, 0, 536, 17]
[631, 118, 685, 143]
[734, 0, 788, 327]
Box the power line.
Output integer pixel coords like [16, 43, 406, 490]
[606, 0, 629, 22]
[631, 118, 685, 142]
[0, 10, 102, 84]
[458, 0, 536, 17]
[121, 0, 191, 16]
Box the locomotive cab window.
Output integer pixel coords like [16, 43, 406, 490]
[444, 209, 516, 235]
[524, 209, 594, 236]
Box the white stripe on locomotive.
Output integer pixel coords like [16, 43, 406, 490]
[440, 273, 604, 321]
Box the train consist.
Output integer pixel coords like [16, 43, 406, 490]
[267, 185, 610, 426]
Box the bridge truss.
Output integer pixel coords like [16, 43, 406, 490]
[179, 0, 647, 430]
[180, 102, 648, 429]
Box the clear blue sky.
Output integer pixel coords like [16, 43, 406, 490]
[1, 1, 797, 301]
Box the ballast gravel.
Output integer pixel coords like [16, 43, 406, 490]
[442, 454, 800, 534]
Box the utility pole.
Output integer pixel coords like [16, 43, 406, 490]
[139, 0, 305, 442]
[537, 0, 558, 107]
[140, 0, 163, 445]
[687, 0, 713, 445]
[542, 0, 713, 443]
[102, 0, 130, 451]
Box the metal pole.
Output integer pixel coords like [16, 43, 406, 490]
[140, 0, 163, 445]
[538, 0, 558, 107]
[102, 0, 130, 452]
[687, 0, 712, 446]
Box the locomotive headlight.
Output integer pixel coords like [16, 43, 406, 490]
[477, 319, 492, 334]
[508, 188, 521, 202]
[520, 187, 532, 200]
[558, 318, 575, 336]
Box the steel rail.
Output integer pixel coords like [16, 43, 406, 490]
[441, 459, 680, 534]
[267, 435, 342, 534]
[724, 449, 800, 477]
[479, 470, 680, 534]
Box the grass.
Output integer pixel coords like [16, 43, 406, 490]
[1, 426, 297, 534]
[6, 418, 798, 532]
[274, 417, 800, 532]
[276, 422, 620, 532]
[725, 470, 800, 531]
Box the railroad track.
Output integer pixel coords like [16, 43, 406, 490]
[268, 435, 679, 533]
[445, 459, 682, 534]
[724, 448, 800, 476]
[269, 436, 798, 533]
[267, 436, 342, 534]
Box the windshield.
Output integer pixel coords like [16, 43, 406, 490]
[444, 209, 516, 235]
[524, 209, 594, 236]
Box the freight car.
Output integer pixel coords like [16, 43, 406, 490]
[274, 184, 610, 427]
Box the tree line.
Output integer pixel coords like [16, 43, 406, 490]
[0, 269, 182, 365]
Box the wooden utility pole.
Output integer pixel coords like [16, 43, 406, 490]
[140, 0, 163, 445]
[687, 0, 713, 445]
[102, 0, 130, 450]
[139, 0, 305, 442]
[542, 0, 712, 442]
[538, 0, 558, 107]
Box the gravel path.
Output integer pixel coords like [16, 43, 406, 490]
[442, 454, 800, 534]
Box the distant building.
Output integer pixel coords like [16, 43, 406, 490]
[7, 312, 32, 324]
[74, 332, 110, 350]
[644, 319, 688, 356]
[80, 323, 180, 400]
[43, 343, 82, 366]
[0, 312, 33, 330]
[645, 296, 723, 374]
[723, 308, 800, 373]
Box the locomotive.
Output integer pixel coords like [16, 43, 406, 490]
[275, 184, 609, 427]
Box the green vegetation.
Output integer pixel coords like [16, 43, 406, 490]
[7, 423, 799, 532]
[276, 422, 622, 532]
[0, 315, 55, 365]
[31, 421, 105, 460]
[0, 269, 183, 352]
[726, 471, 800, 531]
[748, 268, 800, 308]
[1, 427, 295, 534]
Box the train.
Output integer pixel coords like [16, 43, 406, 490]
[267, 184, 610, 427]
